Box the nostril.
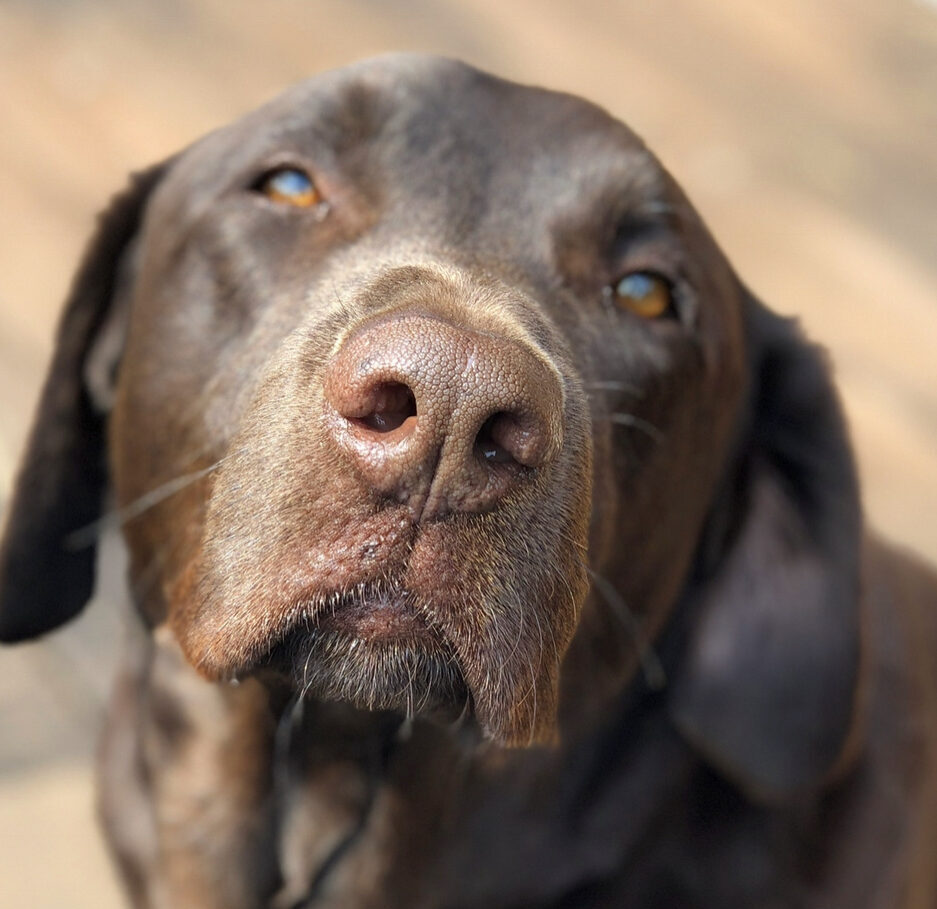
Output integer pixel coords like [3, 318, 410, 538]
[475, 413, 514, 465]
[353, 382, 417, 434]
[475, 412, 540, 469]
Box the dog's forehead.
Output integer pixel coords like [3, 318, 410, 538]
[158, 54, 664, 221]
[255, 54, 643, 158]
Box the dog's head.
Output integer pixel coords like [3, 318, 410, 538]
[0, 55, 862, 799]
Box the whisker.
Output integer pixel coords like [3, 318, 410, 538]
[447, 694, 472, 735]
[641, 199, 681, 217]
[586, 565, 666, 691]
[609, 412, 664, 444]
[64, 459, 226, 549]
[584, 380, 642, 396]
[272, 695, 303, 805]
[526, 606, 545, 747]
[127, 529, 193, 603]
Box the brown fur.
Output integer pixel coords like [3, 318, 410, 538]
[2, 55, 936, 907]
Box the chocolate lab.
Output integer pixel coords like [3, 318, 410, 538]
[2, 55, 936, 908]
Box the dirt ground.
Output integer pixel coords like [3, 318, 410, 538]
[0, 0, 934, 905]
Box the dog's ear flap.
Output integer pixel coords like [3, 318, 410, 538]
[0, 163, 167, 642]
[671, 296, 863, 802]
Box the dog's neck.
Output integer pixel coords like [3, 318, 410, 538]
[266, 693, 686, 907]
[263, 613, 696, 908]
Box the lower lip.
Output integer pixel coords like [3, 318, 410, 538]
[313, 594, 435, 641]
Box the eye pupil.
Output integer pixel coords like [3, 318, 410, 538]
[612, 271, 673, 319]
[258, 167, 319, 207]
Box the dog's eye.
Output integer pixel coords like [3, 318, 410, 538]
[612, 272, 674, 319]
[255, 167, 320, 208]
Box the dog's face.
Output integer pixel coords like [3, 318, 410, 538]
[0, 55, 862, 792]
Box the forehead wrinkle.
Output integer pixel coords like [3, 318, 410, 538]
[536, 146, 682, 277]
[549, 145, 671, 221]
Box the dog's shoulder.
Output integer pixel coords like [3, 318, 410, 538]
[862, 536, 937, 744]
[839, 537, 937, 900]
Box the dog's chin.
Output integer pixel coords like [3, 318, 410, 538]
[258, 585, 471, 726]
[179, 551, 576, 747]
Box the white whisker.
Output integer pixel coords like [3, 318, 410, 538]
[587, 565, 666, 690]
[64, 458, 226, 549]
[609, 413, 664, 444]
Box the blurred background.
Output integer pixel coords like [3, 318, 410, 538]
[0, 0, 935, 905]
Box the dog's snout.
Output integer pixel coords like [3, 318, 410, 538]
[323, 312, 564, 520]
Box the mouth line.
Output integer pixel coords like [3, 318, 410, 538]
[310, 584, 436, 641]
[261, 579, 449, 660]
[255, 580, 470, 720]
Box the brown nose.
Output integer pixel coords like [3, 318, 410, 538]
[323, 312, 564, 520]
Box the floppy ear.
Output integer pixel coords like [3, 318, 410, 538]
[670, 295, 863, 802]
[0, 163, 166, 642]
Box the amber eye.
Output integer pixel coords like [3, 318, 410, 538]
[612, 272, 674, 319]
[256, 167, 320, 207]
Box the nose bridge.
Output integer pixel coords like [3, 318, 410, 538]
[322, 307, 565, 521]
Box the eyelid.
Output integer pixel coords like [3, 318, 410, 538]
[253, 162, 311, 187]
[247, 151, 318, 184]
[609, 244, 679, 279]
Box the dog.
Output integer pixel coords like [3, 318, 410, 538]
[2, 54, 936, 908]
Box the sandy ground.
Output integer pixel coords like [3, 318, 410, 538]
[0, 0, 934, 904]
